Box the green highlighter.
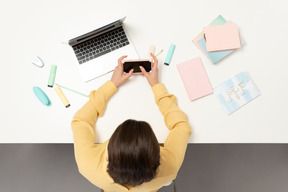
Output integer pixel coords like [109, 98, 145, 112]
[164, 44, 176, 65]
[48, 65, 57, 87]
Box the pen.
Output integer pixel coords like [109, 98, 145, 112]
[55, 84, 89, 97]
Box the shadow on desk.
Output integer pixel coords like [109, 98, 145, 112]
[0, 144, 287, 192]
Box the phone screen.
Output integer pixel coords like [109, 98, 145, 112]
[123, 61, 152, 73]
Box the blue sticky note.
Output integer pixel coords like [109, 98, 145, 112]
[198, 37, 234, 64]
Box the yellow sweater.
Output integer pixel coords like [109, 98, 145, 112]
[72, 81, 191, 192]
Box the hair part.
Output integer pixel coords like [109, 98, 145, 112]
[107, 119, 160, 187]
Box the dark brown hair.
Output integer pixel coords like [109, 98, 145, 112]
[107, 119, 160, 187]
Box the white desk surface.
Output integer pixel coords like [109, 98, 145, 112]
[1, 0, 288, 143]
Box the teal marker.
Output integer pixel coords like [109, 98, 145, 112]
[164, 44, 176, 65]
[48, 65, 57, 87]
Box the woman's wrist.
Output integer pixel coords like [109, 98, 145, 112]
[111, 79, 119, 88]
[150, 81, 159, 87]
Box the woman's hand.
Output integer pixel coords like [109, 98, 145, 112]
[140, 53, 159, 87]
[111, 55, 134, 87]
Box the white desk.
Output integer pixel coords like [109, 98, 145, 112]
[1, 0, 288, 143]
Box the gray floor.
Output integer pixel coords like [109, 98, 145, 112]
[0, 144, 288, 192]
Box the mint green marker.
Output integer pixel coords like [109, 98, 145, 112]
[164, 44, 176, 65]
[48, 65, 57, 87]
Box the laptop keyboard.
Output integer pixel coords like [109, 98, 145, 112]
[72, 26, 130, 64]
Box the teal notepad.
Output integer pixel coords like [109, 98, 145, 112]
[209, 15, 227, 26]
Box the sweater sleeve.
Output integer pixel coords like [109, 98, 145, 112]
[71, 81, 117, 170]
[152, 83, 192, 169]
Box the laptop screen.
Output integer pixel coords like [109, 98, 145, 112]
[68, 17, 126, 46]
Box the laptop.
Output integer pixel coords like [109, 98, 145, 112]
[68, 17, 139, 82]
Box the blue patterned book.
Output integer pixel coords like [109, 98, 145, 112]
[214, 72, 260, 114]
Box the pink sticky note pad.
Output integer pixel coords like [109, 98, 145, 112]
[177, 57, 213, 101]
[204, 22, 241, 52]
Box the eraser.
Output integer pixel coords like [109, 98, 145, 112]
[33, 87, 51, 106]
[164, 44, 176, 65]
[48, 65, 57, 88]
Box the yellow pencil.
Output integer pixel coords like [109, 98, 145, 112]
[155, 50, 163, 57]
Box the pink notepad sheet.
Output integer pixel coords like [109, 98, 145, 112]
[204, 22, 241, 52]
[177, 57, 213, 101]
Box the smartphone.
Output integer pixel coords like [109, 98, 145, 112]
[123, 59, 152, 73]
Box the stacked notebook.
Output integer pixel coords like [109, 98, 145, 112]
[176, 16, 260, 114]
[193, 15, 244, 64]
